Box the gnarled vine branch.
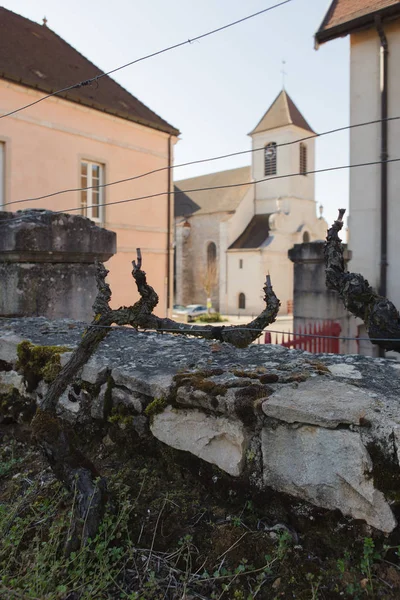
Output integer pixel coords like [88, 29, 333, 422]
[325, 209, 400, 352]
[32, 250, 280, 545]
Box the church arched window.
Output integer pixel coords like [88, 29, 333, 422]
[207, 242, 217, 268]
[300, 143, 307, 175]
[238, 293, 246, 310]
[302, 231, 310, 243]
[264, 142, 277, 176]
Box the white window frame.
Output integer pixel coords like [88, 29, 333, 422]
[80, 160, 104, 223]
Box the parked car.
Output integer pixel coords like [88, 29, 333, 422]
[186, 304, 209, 322]
[172, 304, 188, 315]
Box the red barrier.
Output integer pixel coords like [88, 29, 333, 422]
[265, 321, 341, 354]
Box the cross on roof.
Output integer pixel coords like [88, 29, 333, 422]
[281, 60, 287, 89]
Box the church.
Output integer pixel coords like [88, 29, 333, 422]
[174, 90, 328, 316]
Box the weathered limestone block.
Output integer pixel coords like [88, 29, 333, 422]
[261, 425, 396, 533]
[151, 406, 248, 476]
[91, 382, 109, 421]
[56, 386, 89, 424]
[262, 379, 371, 428]
[112, 387, 143, 413]
[0, 333, 22, 365]
[328, 363, 362, 379]
[0, 210, 116, 320]
[112, 367, 174, 399]
[81, 357, 110, 385]
[0, 370, 25, 394]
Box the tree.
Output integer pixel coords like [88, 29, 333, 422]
[200, 260, 218, 311]
[32, 250, 280, 545]
[325, 209, 400, 353]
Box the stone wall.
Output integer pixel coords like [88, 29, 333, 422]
[2, 316, 400, 534]
[0, 210, 116, 321]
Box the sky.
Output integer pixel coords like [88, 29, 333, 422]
[2, 0, 350, 227]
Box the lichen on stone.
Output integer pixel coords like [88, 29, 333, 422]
[108, 403, 134, 426]
[16, 340, 71, 391]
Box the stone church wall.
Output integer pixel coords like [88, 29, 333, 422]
[175, 213, 224, 311]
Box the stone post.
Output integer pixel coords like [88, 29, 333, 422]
[288, 241, 355, 354]
[0, 210, 116, 321]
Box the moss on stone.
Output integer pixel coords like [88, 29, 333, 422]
[16, 341, 71, 391]
[232, 369, 260, 380]
[284, 372, 309, 383]
[144, 397, 167, 419]
[305, 360, 330, 374]
[174, 372, 227, 398]
[232, 369, 279, 384]
[31, 409, 62, 445]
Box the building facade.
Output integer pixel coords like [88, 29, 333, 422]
[0, 7, 179, 314]
[175, 90, 327, 316]
[316, 0, 400, 354]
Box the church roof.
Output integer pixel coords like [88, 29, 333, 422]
[249, 90, 314, 136]
[174, 166, 252, 217]
[0, 7, 179, 136]
[315, 0, 400, 45]
[228, 214, 271, 249]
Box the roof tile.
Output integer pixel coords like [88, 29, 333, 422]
[175, 166, 252, 216]
[316, 0, 400, 44]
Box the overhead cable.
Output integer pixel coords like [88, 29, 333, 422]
[3, 115, 400, 210]
[2, 157, 400, 228]
[0, 0, 293, 120]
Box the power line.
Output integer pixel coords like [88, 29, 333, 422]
[24, 320, 400, 343]
[2, 156, 400, 229]
[3, 115, 400, 210]
[0, 0, 293, 120]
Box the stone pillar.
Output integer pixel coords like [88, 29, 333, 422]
[288, 241, 355, 354]
[0, 210, 116, 321]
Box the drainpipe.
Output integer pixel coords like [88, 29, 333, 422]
[375, 17, 388, 357]
[167, 135, 172, 314]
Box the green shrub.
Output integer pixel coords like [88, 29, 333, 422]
[194, 313, 227, 323]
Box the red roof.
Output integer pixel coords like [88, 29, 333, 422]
[316, 0, 400, 45]
[0, 7, 179, 135]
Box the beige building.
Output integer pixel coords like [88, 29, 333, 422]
[316, 0, 400, 354]
[175, 90, 327, 316]
[0, 7, 179, 314]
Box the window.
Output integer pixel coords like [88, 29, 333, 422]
[299, 143, 307, 175]
[302, 231, 310, 243]
[239, 259, 243, 269]
[81, 160, 104, 222]
[238, 293, 246, 310]
[207, 242, 217, 268]
[264, 142, 277, 176]
[0, 143, 4, 208]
